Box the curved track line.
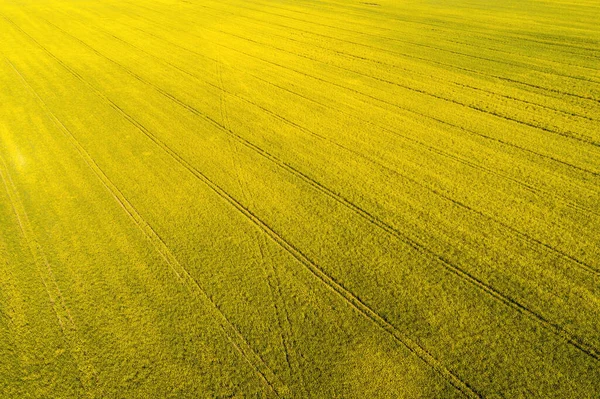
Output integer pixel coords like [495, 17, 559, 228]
[4, 15, 483, 397]
[216, 54, 307, 395]
[4, 52, 287, 399]
[34, 13, 600, 361]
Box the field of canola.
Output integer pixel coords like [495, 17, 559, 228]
[0, 0, 599, 397]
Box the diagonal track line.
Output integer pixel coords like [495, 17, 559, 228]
[4, 56, 288, 399]
[22, 10, 600, 362]
[1, 12, 483, 398]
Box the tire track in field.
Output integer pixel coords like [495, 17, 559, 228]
[43, 12, 600, 276]
[253, 229, 310, 398]
[216, 58, 231, 131]
[65, 3, 599, 124]
[0, 233, 29, 382]
[158, 85, 600, 361]
[102, 7, 600, 179]
[452, 82, 599, 123]
[119, 0, 600, 105]
[32, 14, 600, 363]
[202, 0, 600, 86]
[41, 3, 600, 317]
[225, 0, 600, 62]
[229, 69, 600, 219]
[134, 125, 484, 398]
[235, 26, 599, 123]
[92, 4, 600, 180]
[217, 0, 600, 61]
[216, 54, 307, 395]
[103, 95, 484, 399]
[0, 109, 96, 397]
[150, 0, 600, 92]
[206, 28, 600, 147]
[242, 71, 600, 219]
[130, 0, 600, 103]
[258, 22, 599, 104]
[266, 0, 600, 72]
[9, 15, 484, 398]
[177, 0, 600, 59]
[215, 93, 600, 279]
[253, 233, 302, 394]
[442, 37, 600, 73]
[1, 32, 288, 399]
[0, 308, 12, 327]
[267, 248, 311, 399]
[139, 40, 600, 267]
[212, 41, 600, 178]
[108, 19, 600, 220]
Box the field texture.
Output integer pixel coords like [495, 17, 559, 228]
[1, 0, 599, 397]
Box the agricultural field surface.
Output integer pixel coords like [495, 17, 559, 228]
[0, 0, 599, 397]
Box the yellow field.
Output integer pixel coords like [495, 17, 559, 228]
[0, 0, 599, 397]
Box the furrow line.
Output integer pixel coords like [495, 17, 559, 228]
[211, 40, 600, 178]
[116, 23, 600, 219]
[0, 99, 95, 396]
[120, 1, 600, 104]
[1, 22, 288, 399]
[21, 15, 484, 396]
[168, 0, 600, 88]
[87, 4, 597, 123]
[222, 0, 600, 58]
[40, 16, 600, 363]
[45, 16, 599, 275]
[210, 28, 600, 147]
